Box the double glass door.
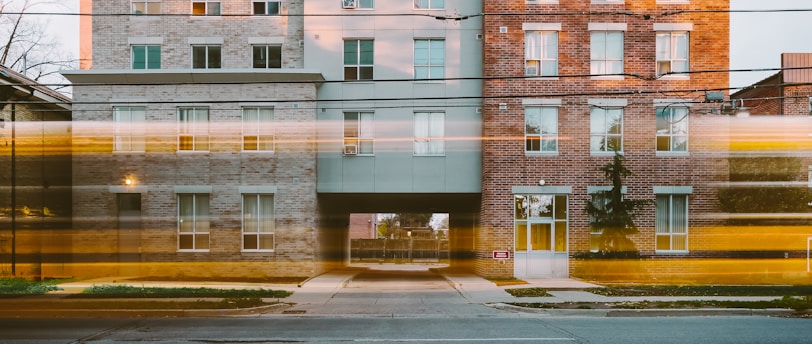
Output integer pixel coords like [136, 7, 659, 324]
[514, 194, 568, 278]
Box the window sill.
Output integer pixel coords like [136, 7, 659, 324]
[177, 150, 210, 154]
[590, 151, 623, 156]
[344, 154, 375, 157]
[656, 151, 689, 157]
[655, 250, 689, 255]
[525, 151, 559, 156]
[113, 150, 146, 154]
[413, 154, 446, 157]
[524, 76, 560, 81]
[657, 74, 690, 81]
[241, 250, 275, 253]
[591, 75, 625, 80]
[177, 249, 210, 253]
[242, 150, 276, 154]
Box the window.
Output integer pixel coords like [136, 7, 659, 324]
[178, 107, 209, 151]
[253, 1, 281, 15]
[178, 194, 210, 251]
[656, 106, 688, 152]
[243, 107, 274, 151]
[243, 194, 274, 251]
[252, 45, 281, 68]
[344, 40, 374, 81]
[343, 0, 373, 9]
[590, 31, 623, 75]
[656, 32, 689, 76]
[192, 45, 221, 69]
[192, 0, 220, 15]
[132, 0, 160, 14]
[588, 192, 608, 252]
[131, 45, 161, 69]
[414, 39, 444, 80]
[525, 107, 558, 153]
[114, 106, 146, 152]
[656, 194, 688, 252]
[525, 31, 558, 77]
[590, 107, 623, 153]
[344, 112, 374, 155]
[514, 194, 568, 253]
[414, 112, 444, 155]
[414, 0, 444, 9]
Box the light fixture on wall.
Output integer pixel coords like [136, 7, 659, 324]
[538, 179, 546, 186]
[125, 178, 133, 186]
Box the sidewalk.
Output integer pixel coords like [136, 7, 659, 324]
[0, 264, 805, 318]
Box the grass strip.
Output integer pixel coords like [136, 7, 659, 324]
[66, 285, 291, 299]
[510, 296, 812, 311]
[505, 287, 551, 297]
[0, 278, 64, 295]
[589, 285, 812, 297]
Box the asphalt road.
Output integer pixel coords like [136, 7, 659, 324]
[1, 316, 811, 344]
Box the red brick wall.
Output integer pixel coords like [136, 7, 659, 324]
[479, 0, 731, 277]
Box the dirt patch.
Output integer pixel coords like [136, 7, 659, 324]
[127, 276, 306, 284]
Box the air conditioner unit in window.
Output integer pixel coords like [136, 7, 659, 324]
[342, 0, 357, 9]
[343, 144, 358, 155]
[525, 66, 538, 76]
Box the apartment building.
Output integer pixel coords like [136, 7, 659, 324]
[64, 0, 325, 278]
[304, 0, 483, 267]
[479, 0, 732, 279]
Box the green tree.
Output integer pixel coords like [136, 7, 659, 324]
[585, 152, 648, 253]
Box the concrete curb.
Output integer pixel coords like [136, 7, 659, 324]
[487, 303, 806, 318]
[0, 302, 290, 318]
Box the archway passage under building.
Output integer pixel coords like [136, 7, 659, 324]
[317, 193, 480, 271]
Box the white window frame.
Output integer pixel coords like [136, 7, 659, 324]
[343, 0, 373, 9]
[414, 39, 445, 80]
[524, 30, 558, 77]
[178, 107, 210, 152]
[590, 107, 624, 153]
[131, 45, 161, 69]
[524, 106, 558, 153]
[252, 45, 282, 69]
[808, 96, 812, 116]
[113, 106, 146, 152]
[656, 106, 689, 152]
[414, 112, 444, 156]
[655, 194, 689, 253]
[242, 107, 274, 152]
[344, 39, 374, 81]
[253, 1, 281, 15]
[242, 194, 275, 252]
[656, 31, 689, 77]
[590, 31, 623, 76]
[191, 45, 221, 69]
[344, 112, 374, 155]
[414, 0, 444, 9]
[178, 193, 210, 252]
[192, 0, 220, 16]
[132, 0, 160, 15]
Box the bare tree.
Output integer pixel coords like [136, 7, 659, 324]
[0, 0, 76, 93]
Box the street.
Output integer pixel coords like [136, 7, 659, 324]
[1, 316, 810, 343]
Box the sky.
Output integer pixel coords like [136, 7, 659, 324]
[23, 0, 812, 90]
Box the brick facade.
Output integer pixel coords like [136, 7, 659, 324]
[479, 0, 731, 278]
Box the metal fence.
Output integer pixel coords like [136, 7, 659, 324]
[350, 239, 449, 262]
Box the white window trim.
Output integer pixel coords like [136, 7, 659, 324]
[414, 38, 445, 82]
[177, 192, 211, 252]
[414, 112, 445, 156]
[253, 0, 282, 16]
[113, 106, 146, 153]
[132, 0, 161, 15]
[654, 193, 690, 254]
[589, 106, 624, 155]
[177, 106, 210, 152]
[343, 111, 374, 156]
[524, 106, 559, 155]
[655, 105, 690, 154]
[191, 0, 221, 16]
[242, 106, 275, 153]
[241, 193, 275, 252]
[414, 0, 444, 10]
[589, 30, 624, 79]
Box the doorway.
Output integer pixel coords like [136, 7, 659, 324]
[117, 193, 142, 275]
[513, 194, 568, 278]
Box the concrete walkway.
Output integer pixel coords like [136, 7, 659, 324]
[9, 263, 796, 318]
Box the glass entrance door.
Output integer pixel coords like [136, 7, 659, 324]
[514, 194, 568, 278]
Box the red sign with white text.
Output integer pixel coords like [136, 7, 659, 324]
[492, 251, 510, 259]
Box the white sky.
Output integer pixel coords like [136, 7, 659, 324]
[29, 0, 812, 90]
